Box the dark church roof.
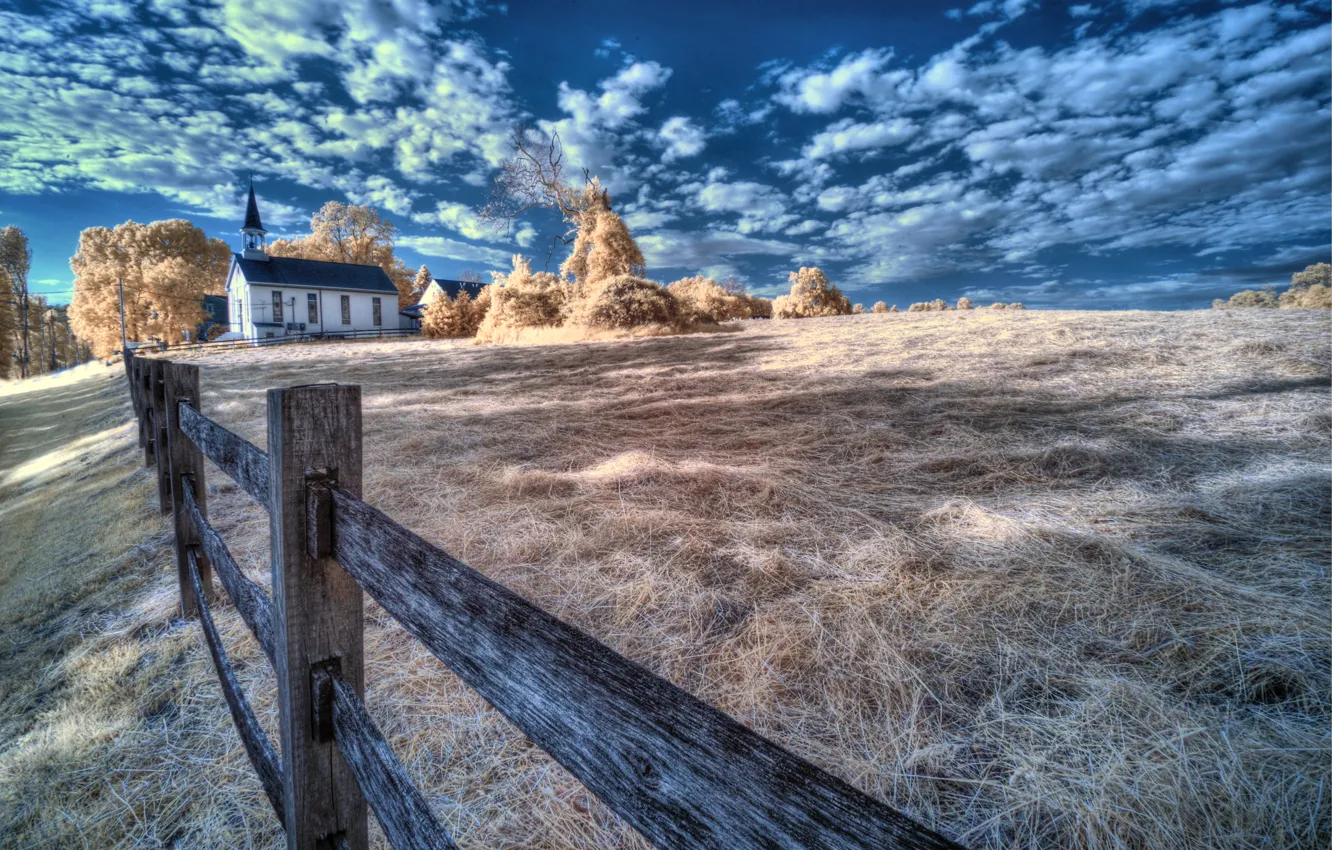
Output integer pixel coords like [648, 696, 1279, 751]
[234, 254, 399, 293]
[243, 182, 266, 233]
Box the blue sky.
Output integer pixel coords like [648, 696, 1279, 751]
[1, 0, 1328, 310]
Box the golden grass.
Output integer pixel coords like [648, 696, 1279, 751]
[2, 309, 1329, 848]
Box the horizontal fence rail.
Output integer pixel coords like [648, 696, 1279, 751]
[328, 486, 961, 850]
[187, 548, 286, 823]
[121, 347, 965, 850]
[321, 669, 459, 850]
[178, 402, 271, 511]
[183, 483, 276, 664]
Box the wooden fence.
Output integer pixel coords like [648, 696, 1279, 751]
[139, 326, 420, 356]
[121, 348, 965, 850]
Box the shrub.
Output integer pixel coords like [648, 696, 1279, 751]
[1213, 287, 1278, 309]
[1009, 302, 1027, 310]
[1279, 284, 1332, 308]
[667, 276, 756, 323]
[956, 297, 974, 310]
[852, 303, 866, 314]
[772, 267, 852, 319]
[475, 255, 571, 343]
[422, 290, 486, 338]
[1289, 262, 1331, 292]
[987, 302, 1008, 310]
[907, 299, 951, 312]
[871, 301, 889, 314]
[566, 275, 682, 332]
[743, 293, 774, 319]
[889, 304, 899, 312]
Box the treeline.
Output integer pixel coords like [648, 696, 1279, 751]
[1212, 263, 1331, 310]
[0, 225, 95, 380]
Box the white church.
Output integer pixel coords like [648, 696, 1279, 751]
[223, 184, 406, 341]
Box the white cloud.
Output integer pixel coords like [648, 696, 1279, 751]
[805, 117, 918, 158]
[398, 235, 512, 265]
[658, 116, 706, 162]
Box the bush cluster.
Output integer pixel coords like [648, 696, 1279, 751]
[667, 276, 770, 323]
[1213, 263, 1331, 310]
[772, 267, 852, 319]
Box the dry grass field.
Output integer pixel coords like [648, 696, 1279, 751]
[1, 309, 1329, 849]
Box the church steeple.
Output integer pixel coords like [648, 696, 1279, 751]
[241, 177, 269, 261]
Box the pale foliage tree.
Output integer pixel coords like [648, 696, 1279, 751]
[852, 303, 866, 314]
[0, 268, 16, 379]
[422, 290, 487, 338]
[772, 267, 853, 319]
[479, 126, 612, 265]
[412, 265, 433, 299]
[268, 201, 415, 308]
[69, 219, 230, 358]
[871, 301, 889, 314]
[1278, 263, 1332, 308]
[956, 297, 974, 310]
[1289, 262, 1330, 291]
[559, 204, 645, 289]
[0, 226, 33, 377]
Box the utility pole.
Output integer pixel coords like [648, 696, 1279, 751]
[118, 277, 127, 349]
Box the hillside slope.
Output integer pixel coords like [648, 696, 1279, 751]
[1, 310, 1328, 848]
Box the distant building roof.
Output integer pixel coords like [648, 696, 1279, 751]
[430, 278, 487, 301]
[401, 278, 487, 318]
[233, 254, 399, 294]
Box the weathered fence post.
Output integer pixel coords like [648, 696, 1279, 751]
[148, 359, 172, 513]
[268, 384, 367, 850]
[139, 358, 155, 467]
[165, 362, 213, 617]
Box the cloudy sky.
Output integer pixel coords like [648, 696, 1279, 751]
[2, 0, 1328, 309]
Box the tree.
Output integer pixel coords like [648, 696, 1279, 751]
[852, 303, 866, 314]
[1289, 262, 1330, 291]
[422, 290, 487, 338]
[772, 267, 852, 319]
[871, 301, 889, 314]
[561, 208, 645, 287]
[268, 201, 415, 308]
[1278, 263, 1332, 308]
[0, 227, 33, 378]
[69, 219, 230, 358]
[0, 268, 16, 379]
[956, 297, 974, 310]
[412, 265, 433, 299]
[479, 125, 612, 266]
[458, 269, 484, 284]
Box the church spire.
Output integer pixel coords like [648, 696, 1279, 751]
[241, 176, 269, 260]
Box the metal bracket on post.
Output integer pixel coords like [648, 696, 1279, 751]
[310, 657, 341, 744]
[306, 468, 336, 560]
